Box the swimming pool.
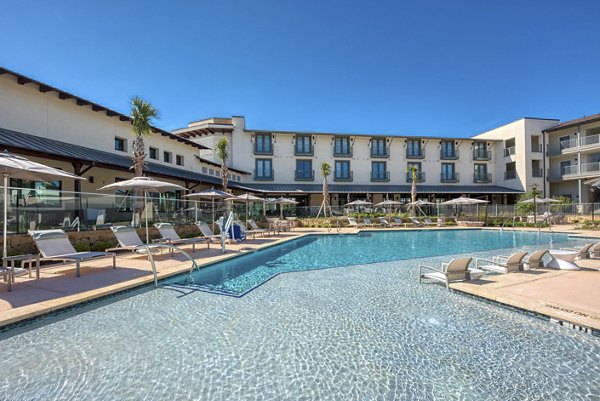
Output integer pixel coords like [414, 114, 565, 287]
[182, 229, 572, 295]
[1, 230, 599, 400]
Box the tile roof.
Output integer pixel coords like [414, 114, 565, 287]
[544, 112, 600, 133]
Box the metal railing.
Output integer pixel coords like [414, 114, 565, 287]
[472, 149, 491, 161]
[532, 168, 543, 178]
[333, 147, 353, 157]
[473, 172, 492, 183]
[440, 172, 459, 183]
[371, 171, 390, 182]
[370, 147, 390, 158]
[295, 170, 315, 181]
[406, 172, 425, 182]
[503, 147, 516, 157]
[294, 148, 314, 156]
[531, 144, 543, 153]
[254, 169, 274, 181]
[333, 171, 353, 182]
[504, 171, 517, 180]
[406, 149, 425, 159]
[440, 149, 459, 160]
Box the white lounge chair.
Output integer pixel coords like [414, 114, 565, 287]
[107, 226, 162, 253]
[29, 229, 116, 277]
[419, 257, 482, 289]
[154, 223, 210, 252]
[236, 221, 266, 239]
[347, 217, 363, 228]
[362, 218, 377, 227]
[423, 218, 436, 226]
[476, 251, 528, 274]
[560, 243, 595, 260]
[195, 221, 222, 242]
[390, 217, 406, 227]
[378, 217, 391, 227]
[409, 217, 423, 226]
[249, 220, 272, 236]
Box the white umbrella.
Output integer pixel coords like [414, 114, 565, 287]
[441, 197, 489, 205]
[374, 200, 403, 207]
[519, 197, 559, 204]
[345, 200, 373, 206]
[270, 197, 299, 219]
[184, 187, 231, 226]
[227, 193, 264, 225]
[98, 176, 187, 243]
[0, 150, 85, 264]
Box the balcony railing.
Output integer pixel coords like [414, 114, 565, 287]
[294, 148, 314, 156]
[333, 147, 353, 157]
[334, 171, 353, 182]
[546, 135, 600, 156]
[531, 144, 543, 153]
[472, 149, 491, 161]
[562, 162, 600, 177]
[504, 171, 517, 180]
[440, 172, 459, 183]
[371, 147, 390, 158]
[503, 147, 516, 157]
[254, 169, 274, 181]
[532, 168, 543, 178]
[406, 171, 425, 183]
[371, 171, 390, 182]
[406, 149, 425, 159]
[254, 147, 273, 155]
[295, 170, 315, 181]
[440, 149, 459, 160]
[473, 172, 492, 183]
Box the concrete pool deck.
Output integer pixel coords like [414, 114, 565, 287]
[1, 224, 600, 332]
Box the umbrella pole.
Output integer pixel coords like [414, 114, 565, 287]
[212, 197, 215, 229]
[144, 190, 149, 244]
[246, 200, 249, 227]
[3, 174, 8, 262]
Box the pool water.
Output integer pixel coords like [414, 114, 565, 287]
[182, 229, 572, 295]
[1, 230, 599, 400]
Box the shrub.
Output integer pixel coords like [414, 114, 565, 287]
[74, 241, 91, 252]
[91, 241, 115, 252]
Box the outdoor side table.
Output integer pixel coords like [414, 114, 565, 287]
[2, 254, 40, 291]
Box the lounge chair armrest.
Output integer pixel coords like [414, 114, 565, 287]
[419, 264, 443, 274]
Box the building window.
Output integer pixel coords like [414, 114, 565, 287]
[334, 160, 352, 181]
[176, 155, 184, 166]
[371, 161, 388, 181]
[560, 160, 571, 175]
[209, 168, 215, 176]
[473, 141, 490, 160]
[114, 137, 126, 152]
[149, 147, 158, 160]
[406, 139, 424, 159]
[255, 133, 273, 154]
[334, 137, 352, 156]
[255, 159, 273, 180]
[407, 162, 424, 182]
[371, 138, 388, 157]
[295, 159, 314, 180]
[295, 135, 313, 155]
[440, 141, 457, 159]
[201, 166, 208, 174]
[441, 163, 457, 182]
[474, 163, 491, 182]
[163, 151, 172, 163]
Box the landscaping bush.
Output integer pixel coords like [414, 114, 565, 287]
[74, 241, 91, 252]
[91, 241, 116, 252]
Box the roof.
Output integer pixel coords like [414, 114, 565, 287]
[0, 127, 240, 187]
[236, 183, 524, 194]
[543, 112, 600, 133]
[173, 118, 235, 138]
[194, 155, 250, 175]
[0, 66, 209, 151]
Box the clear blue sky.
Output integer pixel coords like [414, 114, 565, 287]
[1, 1, 599, 137]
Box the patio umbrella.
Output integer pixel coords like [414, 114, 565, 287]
[184, 187, 231, 227]
[270, 197, 299, 219]
[98, 176, 187, 244]
[405, 200, 435, 216]
[519, 197, 560, 224]
[442, 197, 489, 219]
[375, 200, 403, 220]
[227, 193, 263, 226]
[0, 150, 85, 264]
[345, 199, 372, 214]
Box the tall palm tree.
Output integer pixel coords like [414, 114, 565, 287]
[130, 96, 159, 177]
[409, 165, 418, 215]
[215, 137, 229, 192]
[319, 162, 332, 217]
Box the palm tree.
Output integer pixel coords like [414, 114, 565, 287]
[215, 137, 229, 192]
[409, 165, 418, 215]
[130, 96, 159, 177]
[318, 162, 332, 218]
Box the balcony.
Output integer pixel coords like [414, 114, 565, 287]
[503, 147, 516, 157]
[334, 171, 353, 182]
[406, 171, 425, 183]
[440, 172, 459, 183]
[406, 149, 425, 159]
[473, 172, 492, 183]
[294, 148, 314, 156]
[546, 135, 600, 156]
[254, 146, 273, 156]
[531, 144, 543, 153]
[472, 149, 491, 161]
[295, 170, 314, 181]
[371, 171, 390, 182]
[371, 147, 390, 158]
[254, 169, 274, 181]
[532, 168, 543, 178]
[440, 149, 459, 160]
[333, 147, 353, 158]
[560, 162, 600, 179]
[504, 171, 517, 180]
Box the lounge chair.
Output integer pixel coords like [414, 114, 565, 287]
[107, 226, 162, 253]
[249, 220, 273, 236]
[29, 229, 116, 277]
[524, 249, 549, 269]
[409, 217, 423, 226]
[195, 221, 222, 242]
[390, 217, 406, 227]
[236, 221, 266, 239]
[419, 257, 482, 289]
[154, 223, 210, 252]
[362, 218, 377, 227]
[590, 242, 600, 258]
[347, 217, 363, 228]
[423, 218, 436, 226]
[476, 251, 528, 274]
[560, 243, 595, 260]
[378, 217, 391, 227]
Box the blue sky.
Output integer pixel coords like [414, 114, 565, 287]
[1, 1, 599, 137]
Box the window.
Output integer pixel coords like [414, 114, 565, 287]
[371, 161, 388, 181]
[407, 162, 424, 182]
[163, 151, 172, 163]
[114, 137, 126, 152]
[334, 137, 351, 156]
[441, 163, 457, 182]
[406, 139, 423, 158]
[13, 178, 63, 208]
[209, 168, 215, 176]
[474, 163, 490, 182]
[176, 155, 184, 166]
[559, 135, 571, 150]
[295, 135, 312, 155]
[440, 141, 457, 159]
[255, 133, 273, 154]
[149, 147, 158, 160]
[334, 160, 351, 181]
[560, 160, 571, 175]
[473, 141, 490, 160]
[371, 138, 387, 157]
[295, 159, 313, 180]
[255, 159, 273, 180]
[201, 166, 208, 174]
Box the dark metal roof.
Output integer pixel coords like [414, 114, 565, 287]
[237, 183, 524, 194]
[543, 112, 600, 133]
[0, 66, 209, 151]
[0, 127, 240, 187]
